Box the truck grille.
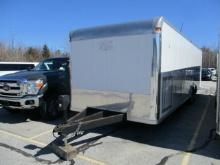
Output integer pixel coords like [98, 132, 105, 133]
[0, 80, 23, 97]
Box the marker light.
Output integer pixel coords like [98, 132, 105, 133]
[154, 27, 161, 32]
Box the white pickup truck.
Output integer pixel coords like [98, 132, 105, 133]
[0, 62, 38, 76]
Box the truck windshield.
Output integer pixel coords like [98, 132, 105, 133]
[34, 59, 68, 71]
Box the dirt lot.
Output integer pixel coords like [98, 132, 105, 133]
[0, 81, 219, 165]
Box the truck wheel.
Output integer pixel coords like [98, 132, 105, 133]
[4, 107, 20, 114]
[38, 100, 48, 119]
[38, 96, 60, 120]
[46, 96, 60, 119]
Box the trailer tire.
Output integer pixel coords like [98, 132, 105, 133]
[188, 85, 197, 104]
[193, 85, 197, 95]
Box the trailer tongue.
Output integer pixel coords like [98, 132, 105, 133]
[51, 108, 125, 160]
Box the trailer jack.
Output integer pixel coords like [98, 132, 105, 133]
[51, 108, 125, 160]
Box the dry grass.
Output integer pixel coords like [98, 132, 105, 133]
[0, 42, 67, 62]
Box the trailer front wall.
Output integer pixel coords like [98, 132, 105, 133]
[160, 22, 202, 120]
[70, 33, 158, 124]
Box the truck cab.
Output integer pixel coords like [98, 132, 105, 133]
[0, 57, 70, 119]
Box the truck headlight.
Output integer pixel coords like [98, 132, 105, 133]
[26, 80, 44, 95]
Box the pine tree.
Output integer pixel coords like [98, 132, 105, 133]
[54, 49, 61, 57]
[42, 44, 50, 59]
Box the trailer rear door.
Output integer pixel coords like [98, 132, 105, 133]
[70, 34, 153, 95]
[70, 33, 155, 123]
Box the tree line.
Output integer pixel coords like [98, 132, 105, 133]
[202, 47, 218, 68]
[0, 42, 69, 62]
[0, 42, 218, 68]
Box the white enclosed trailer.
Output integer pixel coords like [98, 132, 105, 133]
[69, 17, 202, 125]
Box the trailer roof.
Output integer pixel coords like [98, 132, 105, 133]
[70, 17, 162, 41]
[69, 17, 200, 50]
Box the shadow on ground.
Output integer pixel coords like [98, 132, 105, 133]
[0, 107, 64, 125]
[23, 93, 220, 161]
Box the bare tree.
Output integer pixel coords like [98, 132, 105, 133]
[0, 42, 66, 62]
[202, 47, 217, 68]
[25, 47, 41, 62]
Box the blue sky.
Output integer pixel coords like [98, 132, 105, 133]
[0, 0, 219, 51]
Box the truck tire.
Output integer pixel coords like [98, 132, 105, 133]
[46, 96, 60, 119]
[38, 100, 48, 119]
[38, 96, 60, 120]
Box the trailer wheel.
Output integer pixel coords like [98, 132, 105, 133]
[188, 85, 197, 104]
[193, 85, 197, 95]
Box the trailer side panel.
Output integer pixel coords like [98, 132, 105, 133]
[159, 22, 202, 120]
